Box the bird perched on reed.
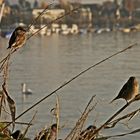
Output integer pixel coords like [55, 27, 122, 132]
[7, 26, 27, 49]
[34, 124, 57, 140]
[79, 125, 97, 140]
[110, 76, 139, 104]
[10, 130, 21, 139]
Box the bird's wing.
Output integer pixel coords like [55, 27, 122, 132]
[110, 82, 128, 103]
[117, 82, 128, 97]
[8, 30, 17, 48]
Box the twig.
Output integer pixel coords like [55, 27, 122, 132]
[0, 1, 55, 72]
[0, 121, 33, 125]
[0, 5, 78, 74]
[1, 43, 137, 132]
[27, 2, 55, 31]
[0, 48, 16, 65]
[65, 95, 96, 140]
[0, 91, 6, 116]
[2, 83, 16, 132]
[55, 94, 60, 140]
[95, 127, 140, 140]
[105, 107, 140, 129]
[19, 111, 37, 140]
[0, 2, 54, 68]
[0, 49, 17, 74]
[89, 94, 140, 139]
[1, 105, 11, 115]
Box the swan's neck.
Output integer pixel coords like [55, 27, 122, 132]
[22, 83, 26, 92]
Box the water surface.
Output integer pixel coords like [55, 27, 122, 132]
[0, 32, 140, 139]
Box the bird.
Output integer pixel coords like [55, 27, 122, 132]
[34, 124, 57, 140]
[11, 130, 31, 140]
[21, 83, 32, 95]
[10, 130, 21, 139]
[7, 26, 27, 49]
[110, 76, 139, 104]
[79, 125, 97, 140]
[48, 124, 57, 140]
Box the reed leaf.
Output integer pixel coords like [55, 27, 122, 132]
[2, 84, 16, 132]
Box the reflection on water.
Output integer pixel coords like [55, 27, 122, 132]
[0, 32, 140, 139]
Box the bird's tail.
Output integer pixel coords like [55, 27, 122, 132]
[7, 46, 10, 49]
[109, 97, 118, 104]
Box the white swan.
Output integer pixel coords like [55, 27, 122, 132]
[21, 83, 32, 95]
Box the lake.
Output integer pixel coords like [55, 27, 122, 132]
[0, 31, 140, 139]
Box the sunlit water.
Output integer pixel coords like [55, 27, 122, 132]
[0, 31, 140, 139]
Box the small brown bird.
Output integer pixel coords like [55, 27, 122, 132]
[79, 125, 97, 140]
[34, 124, 57, 140]
[7, 26, 26, 49]
[110, 76, 139, 104]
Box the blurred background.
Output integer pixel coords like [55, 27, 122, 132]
[1, 0, 140, 36]
[1, 0, 140, 140]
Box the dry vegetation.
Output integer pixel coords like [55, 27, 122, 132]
[0, 3, 140, 140]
